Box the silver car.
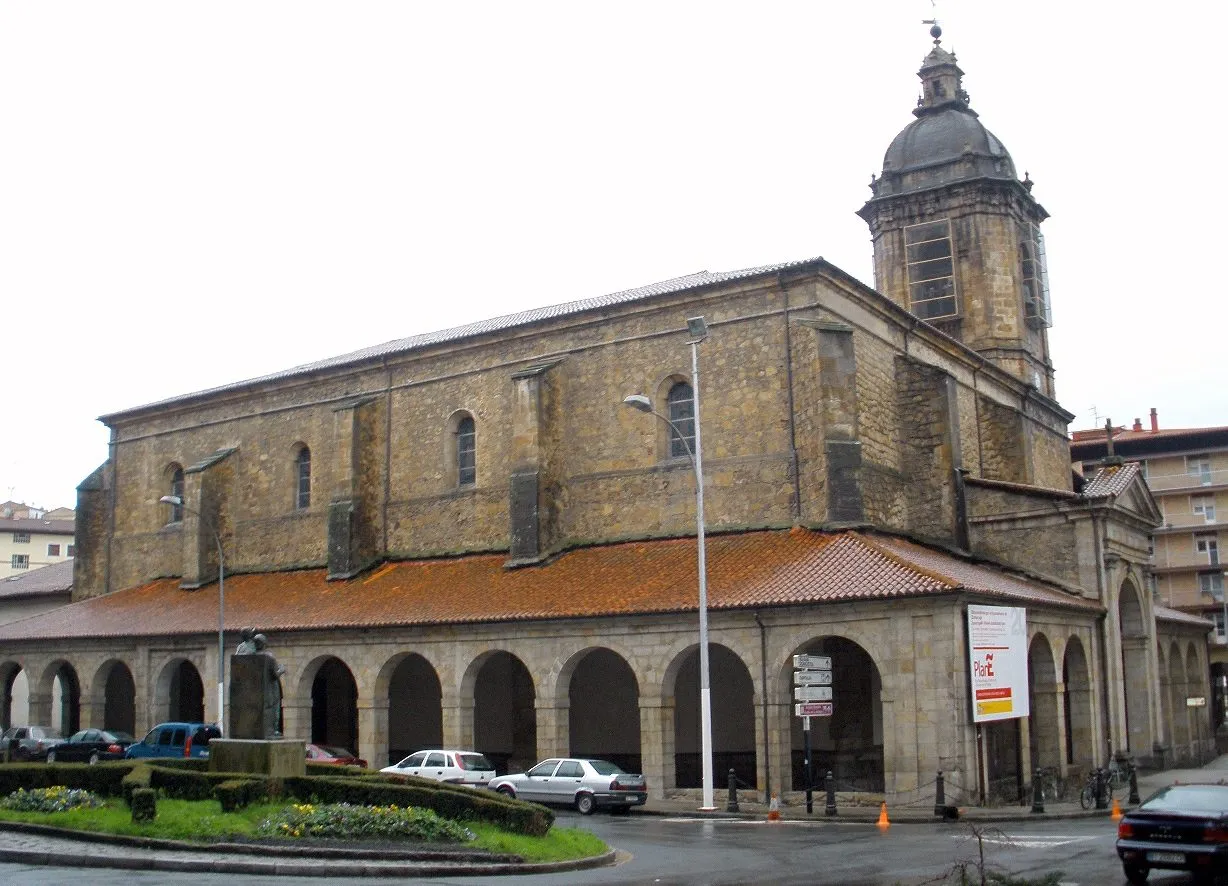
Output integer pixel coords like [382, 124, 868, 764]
[380, 749, 496, 787]
[488, 757, 648, 814]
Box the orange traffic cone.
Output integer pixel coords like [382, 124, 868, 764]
[767, 794, 781, 822]
[877, 802, 890, 829]
[1111, 796, 1123, 821]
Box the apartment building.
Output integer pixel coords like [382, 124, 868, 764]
[1071, 412, 1227, 720]
[0, 506, 76, 579]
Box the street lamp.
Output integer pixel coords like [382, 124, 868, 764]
[160, 494, 225, 736]
[622, 315, 715, 811]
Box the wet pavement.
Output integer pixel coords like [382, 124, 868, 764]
[2, 756, 1225, 876]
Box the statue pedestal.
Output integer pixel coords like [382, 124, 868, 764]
[210, 738, 305, 777]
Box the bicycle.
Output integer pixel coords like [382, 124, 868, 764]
[1035, 766, 1067, 803]
[1079, 769, 1105, 810]
[1106, 756, 1135, 799]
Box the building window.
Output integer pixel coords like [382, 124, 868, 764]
[1196, 533, 1221, 567]
[905, 219, 957, 320]
[666, 382, 696, 459]
[47, 543, 60, 556]
[66, 545, 76, 557]
[1019, 224, 1052, 328]
[1189, 455, 1213, 486]
[1202, 571, 1225, 596]
[1214, 607, 1227, 643]
[295, 447, 311, 510]
[1194, 494, 1217, 523]
[11, 532, 30, 544]
[456, 416, 476, 487]
[168, 466, 184, 522]
[10, 554, 29, 570]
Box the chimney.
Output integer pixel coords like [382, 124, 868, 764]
[1133, 418, 1142, 431]
[1150, 408, 1158, 432]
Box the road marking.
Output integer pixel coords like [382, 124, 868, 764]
[951, 834, 1097, 849]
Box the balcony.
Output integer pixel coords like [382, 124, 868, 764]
[1151, 551, 1222, 573]
[1146, 467, 1228, 493]
[1156, 513, 1222, 531]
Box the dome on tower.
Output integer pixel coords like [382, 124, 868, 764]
[868, 26, 1018, 199]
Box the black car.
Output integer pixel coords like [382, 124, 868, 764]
[1, 725, 64, 762]
[1116, 782, 1228, 883]
[45, 729, 136, 764]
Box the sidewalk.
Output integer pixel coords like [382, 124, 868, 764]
[3, 756, 1227, 875]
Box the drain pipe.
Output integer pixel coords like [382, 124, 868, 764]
[755, 610, 771, 803]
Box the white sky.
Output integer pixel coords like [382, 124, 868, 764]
[2, 1, 1224, 511]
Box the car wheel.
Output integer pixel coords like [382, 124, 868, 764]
[45, 750, 56, 763]
[1122, 863, 1148, 884]
[88, 752, 100, 766]
[575, 793, 596, 815]
[497, 786, 516, 799]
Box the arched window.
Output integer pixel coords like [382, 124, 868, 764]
[456, 416, 476, 487]
[168, 466, 184, 523]
[295, 447, 311, 510]
[666, 382, 695, 459]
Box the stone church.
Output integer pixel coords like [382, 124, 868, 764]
[0, 27, 1209, 806]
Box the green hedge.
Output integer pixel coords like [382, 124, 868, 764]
[0, 762, 129, 798]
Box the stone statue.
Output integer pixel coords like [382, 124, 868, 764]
[230, 627, 285, 739]
[236, 626, 259, 655]
[253, 633, 285, 738]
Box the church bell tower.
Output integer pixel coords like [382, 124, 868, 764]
[857, 24, 1056, 398]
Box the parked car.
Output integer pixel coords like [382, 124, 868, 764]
[1, 725, 64, 762]
[46, 729, 135, 764]
[488, 757, 647, 814]
[124, 722, 220, 760]
[306, 743, 367, 767]
[380, 749, 496, 787]
[1116, 782, 1228, 883]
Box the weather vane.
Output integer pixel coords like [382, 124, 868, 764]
[923, 0, 941, 42]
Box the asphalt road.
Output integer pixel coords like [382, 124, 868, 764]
[0, 811, 1202, 886]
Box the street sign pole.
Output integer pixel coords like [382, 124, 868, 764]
[803, 715, 813, 814]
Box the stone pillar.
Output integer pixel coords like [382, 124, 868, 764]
[508, 362, 559, 563]
[27, 692, 52, 729]
[638, 695, 668, 800]
[356, 698, 378, 770]
[282, 699, 310, 744]
[814, 320, 865, 523]
[441, 702, 474, 750]
[534, 701, 569, 761]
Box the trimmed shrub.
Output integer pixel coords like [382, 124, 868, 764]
[131, 787, 157, 822]
[215, 778, 267, 812]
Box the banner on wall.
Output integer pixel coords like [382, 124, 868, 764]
[967, 604, 1030, 723]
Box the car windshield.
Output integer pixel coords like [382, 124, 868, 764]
[1141, 785, 1228, 814]
[321, 746, 354, 757]
[103, 731, 134, 742]
[458, 753, 493, 770]
[586, 760, 626, 776]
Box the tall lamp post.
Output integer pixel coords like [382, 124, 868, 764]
[622, 315, 714, 811]
[160, 495, 225, 736]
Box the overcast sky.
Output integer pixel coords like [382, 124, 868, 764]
[2, 0, 1224, 511]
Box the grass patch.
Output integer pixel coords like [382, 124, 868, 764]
[0, 797, 607, 864]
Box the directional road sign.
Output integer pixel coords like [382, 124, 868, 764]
[793, 654, 832, 670]
[795, 702, 833, 717]
[794, 670, 832, 685]
[794, 686, 834, 702]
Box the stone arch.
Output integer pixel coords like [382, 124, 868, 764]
[89, 659, 136, 736]
[1062, 635, 1093, 772]
[1187, 642, 1206, 758]
[379, 652, 443, 767]
[1, 660, 27, 729]
[1167, 641, 1188, 761]
[444, 409, 478, 488]
[558, 647, 642, 775]
[36, 659, 81, 736]
[782, 636, 882, 792]
[660, 641, 756, 791]
[299, 655, 358, 753]
[1028, 633, 1060, 771]
[153, 658, 205, 725]
[463, 649, 535, 775]
[1118, 580, 1153, 756]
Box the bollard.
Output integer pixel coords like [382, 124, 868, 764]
[1095, 767, 1109, 810]
[1128, 764, 1140, 806]
[1030, 768, 1045, 814]
[726, 768, 739, 813]
[825, 770, 837, 816]
[934, 770, 945, 817]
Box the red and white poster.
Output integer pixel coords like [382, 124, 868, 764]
[967, 604, 1029, 723]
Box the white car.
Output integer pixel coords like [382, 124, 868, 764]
[488, 757, 648, 814]
[380, 749, 496, 787]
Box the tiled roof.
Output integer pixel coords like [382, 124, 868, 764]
[1080, 462, 1142, 498]
[0, 518, 75, 535]
[1154, 605, 1213, 629]
[0, 528, 1099, 642]
[101, 258, 827, 420]
[0, 558, 74, 600]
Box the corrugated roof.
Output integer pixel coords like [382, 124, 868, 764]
[102, 258, 826, 420]
[0, 528, 1100, 642]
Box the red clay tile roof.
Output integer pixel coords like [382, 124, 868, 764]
[0, 528, 1100, 642]
[1079, 462, 1143, 498]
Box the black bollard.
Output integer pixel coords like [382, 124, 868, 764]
[934, 770, 945, 818]
[1094, 767, 1109, 810]
[825, 770, 837, 816]
[1128, 764, 1140, 806]
[727, 768, 739, 813]
[1030, 768, 1045, 814]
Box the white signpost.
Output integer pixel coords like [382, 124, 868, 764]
[792, 653, 833, 813]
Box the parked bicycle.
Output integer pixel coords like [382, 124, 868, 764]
[1035, 766, 1068, 803]
[1078, 757, 1135, 809]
